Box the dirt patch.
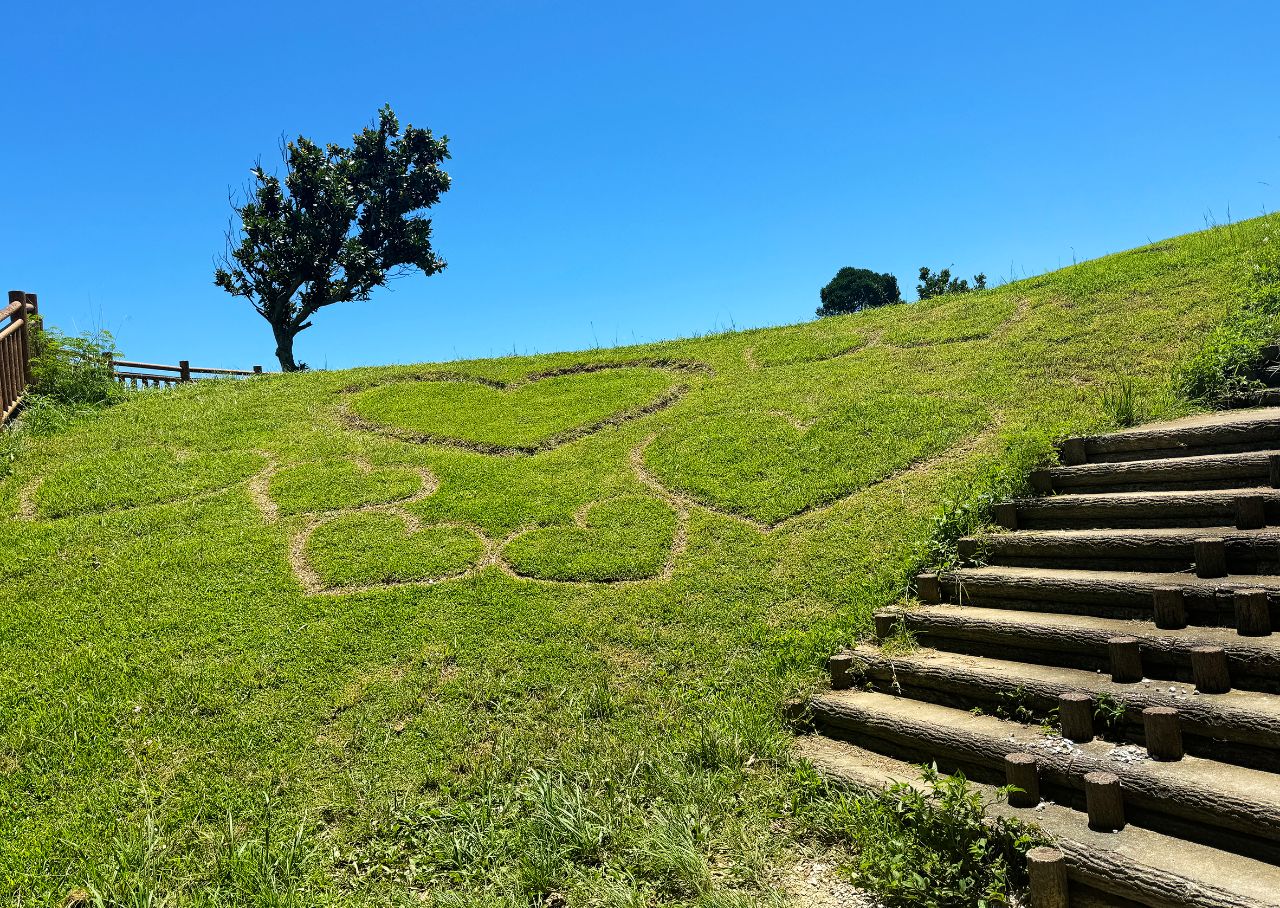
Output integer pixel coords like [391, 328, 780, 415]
[780, 859, 881, 908]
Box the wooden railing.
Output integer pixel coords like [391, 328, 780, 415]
[110, 358, 265, 388]
[1, 290, 37, 425]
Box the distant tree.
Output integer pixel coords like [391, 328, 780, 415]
[916, 266, 987, 300]
[215, 105, 451, 371]
[816, 267, 902, 317]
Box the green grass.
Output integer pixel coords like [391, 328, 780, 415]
[269, 460, 426, 516]
[305, 514, 487, 588]
[349, 366, 684, 451]
[2, 216, 1277, 906]
[504, 495, 678, 582]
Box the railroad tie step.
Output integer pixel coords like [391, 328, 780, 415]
[834, 645, 1280, 767]
[881, 603, 1280, 687]
[1031, 450, 1280, 495]
[799, 735, 1280, 908]
[1008, 488, 1280, 531]
[959, 526, 1280, 575]
[809, 688, 1280, 861]
[1058, 410, 1280, 465]
[937, 565, 1280, 627]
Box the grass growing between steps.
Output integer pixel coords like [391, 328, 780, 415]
[1, 216, 1276, 906]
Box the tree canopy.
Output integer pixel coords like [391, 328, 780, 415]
[816, 267, 902, 317]
[215, 106, 451, 371]
[916, 267, 987, 300]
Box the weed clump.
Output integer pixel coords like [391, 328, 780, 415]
[0, 318, 124, 479]
[805, 765, 1040, 907]
[1179, 224, 1280, 404]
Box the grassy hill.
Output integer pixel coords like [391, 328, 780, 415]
[2, 216, 1276, 906]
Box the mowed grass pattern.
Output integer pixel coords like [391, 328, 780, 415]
[1, 218, 1273, 905]
[349, 366, 682, 450]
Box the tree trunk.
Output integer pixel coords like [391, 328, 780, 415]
[273, 324, 300, 372]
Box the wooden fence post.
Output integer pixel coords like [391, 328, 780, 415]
[179, 360, 191, 382]
[1026, 847, 1070, 908]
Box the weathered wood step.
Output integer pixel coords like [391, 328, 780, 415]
[799, 735, 1280, 908]
[889, 604, 1280, 690]
[1059, 409, 1280, 465]
[939, 565, 1280, 626]
[837, 644, 1280, 768]
[959, 526, 1280, 573]
[1007, 488, 1280, 530]
[1034, 450, 1280, 495]
[810, 688, 1280, 862]
[1224, 388, 1280, 410]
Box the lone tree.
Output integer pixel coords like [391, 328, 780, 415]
[817, 267, 901, 317]
[215, 106, 451, 371]
[916, 266, 986, 300]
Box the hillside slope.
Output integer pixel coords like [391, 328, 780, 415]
[1, 218, 1274, 904]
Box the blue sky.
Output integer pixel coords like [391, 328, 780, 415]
[4, 2, 1279, 371]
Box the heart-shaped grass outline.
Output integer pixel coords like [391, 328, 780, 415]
[17, 448, 268, 521]
[265, 457, 434, 518]
[297, 510, 492, 593]
[340, 359, 711, 455]
[500, 494, 684, 584]
[639, 399, 991, 529]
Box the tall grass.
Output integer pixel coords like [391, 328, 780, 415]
[1178, 221, 1280, 403]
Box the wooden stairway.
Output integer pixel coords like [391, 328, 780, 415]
[803, 407, 1280, 907]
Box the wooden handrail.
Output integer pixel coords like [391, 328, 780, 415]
[110, 359, 185, 372]
[0, 316, 25, 343]
[188, 365, 264, 376]
[1, 289, 35, 425]
[113, 370, 184, 382]
[108, 356, 266, 386]
[109, 359, 262, 377]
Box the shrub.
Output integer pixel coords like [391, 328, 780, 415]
[805, 765, 1039, 908]
[0, 318, 125, 479]
[817, 267, 902, 317]
[917, 267, 987, 300]
[29, 316, 123, 409]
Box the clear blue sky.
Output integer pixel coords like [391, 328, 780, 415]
[4, 2, 1279, 370]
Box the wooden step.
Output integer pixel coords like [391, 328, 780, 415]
[810, 688, 1280, 862]
[1033, 450, 1280, 495]
[1007, 488, 1280, 530]
[1059, 409, 1280, 465]
[1225, 389, 1280, 410]
[939, 565, 1280, 626]
[837, 644, 1280, 769]
[799, 735, 1280, 908]
[959, 526, 1280, 573]
[887, 604, 1280, 690]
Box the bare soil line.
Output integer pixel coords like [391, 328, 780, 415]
[753, 340, 875, 370]
[247, 454, 494, 596]
[337, 357, 712, 395]
[336, 360, 712, 456]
